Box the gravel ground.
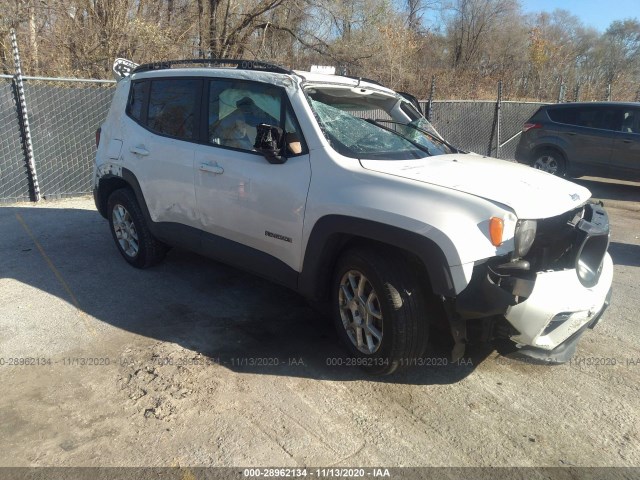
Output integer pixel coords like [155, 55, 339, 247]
[0, 179, 639, 468]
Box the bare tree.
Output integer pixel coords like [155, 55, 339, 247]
[444, 0, 519, 67]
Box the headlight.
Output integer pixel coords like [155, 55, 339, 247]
[514, 219, 537, 257]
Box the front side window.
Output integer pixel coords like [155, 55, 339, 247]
[207, 79, 306, 155]
[621, 108, 639, 134]
[147, 79, 198, 140]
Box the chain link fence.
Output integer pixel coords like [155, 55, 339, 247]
[424, 100, 548, 159]
[499, 101, 549, 159]
[0, 77, 31, 203]
[23, 79, 115, 199]
[427, 100, 497, 156]
[0, 76, 114, 203]
[0, 75, 550, 203]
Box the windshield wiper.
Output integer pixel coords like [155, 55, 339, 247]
[363, 119, 432, 156]
[378, 119, 459, 153]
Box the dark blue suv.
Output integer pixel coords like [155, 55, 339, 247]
[515, 102, 640, 181]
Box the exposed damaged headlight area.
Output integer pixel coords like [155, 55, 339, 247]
[496, 202, 609, 281]
[457, 203, 610, 321]
[522, 203, 609, 287]
[522, 206, 585, 271]
[502, 203, 609, 296]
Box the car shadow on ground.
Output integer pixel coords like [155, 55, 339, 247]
[608, 241, 640, 268]
[1, 205, 492, 386]
[572, 177, 640, 203]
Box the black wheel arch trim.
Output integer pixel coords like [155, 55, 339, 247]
[96, 168, 155, 229]
[298, 215, 457, 300]
[94, 172, 138, 219]
[531, 143, 568, 165]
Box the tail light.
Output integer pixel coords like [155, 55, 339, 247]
[522, 123, 542, 132]
[95, 127, 101, 149]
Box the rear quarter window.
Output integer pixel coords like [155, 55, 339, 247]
[547, 107, 577, 125]
[127, 81, 147, 122]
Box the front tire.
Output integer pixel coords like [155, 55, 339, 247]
[331, 248, 429, 375]
[531, 148, 566, 176]
[107, 188, 167, 268]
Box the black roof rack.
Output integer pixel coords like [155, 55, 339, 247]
[132, 58, 295, 75]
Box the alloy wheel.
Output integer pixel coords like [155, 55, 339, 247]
[112, 204, 139, 258]
[338, 270, 384, 354]
[533, 154, 559, 174]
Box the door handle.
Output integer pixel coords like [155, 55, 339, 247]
[623, 139, 633, 144]
[200, 163, 224, 175]
[564, 132, 577, 136]
[129, 146, 149, 156]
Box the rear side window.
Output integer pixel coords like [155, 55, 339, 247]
[147, 79, 199, 140]
[547, 107, 576, 125]
[548, 106, 617, 130]
[127, 81, 147, 121]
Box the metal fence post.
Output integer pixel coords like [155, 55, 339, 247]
[606, 83, 612, 101]
[10, 28, 40, 202]
[426, 75, 435, 121]
[496, 81, 502, 159]
[558, 83, 566, 103]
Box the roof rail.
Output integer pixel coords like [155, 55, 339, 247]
[132, 59, 295, 75]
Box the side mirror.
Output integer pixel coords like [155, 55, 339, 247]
[254, 124, 286, 164]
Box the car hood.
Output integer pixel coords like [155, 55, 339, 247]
[360, 153, 591, 219]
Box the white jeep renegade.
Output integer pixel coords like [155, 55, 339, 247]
[94, 59, 613, 374]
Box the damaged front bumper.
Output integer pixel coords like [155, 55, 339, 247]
[508, 285, 612, 364]
[454, 202, 613, 363]
[504, 253, 612, 360]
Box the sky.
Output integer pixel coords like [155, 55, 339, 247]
[520, 0, 639, 32]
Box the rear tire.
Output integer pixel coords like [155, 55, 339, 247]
[331, 248, 429, 375]
[107, 188, 167, 268]
[531, 148, 566, 176]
